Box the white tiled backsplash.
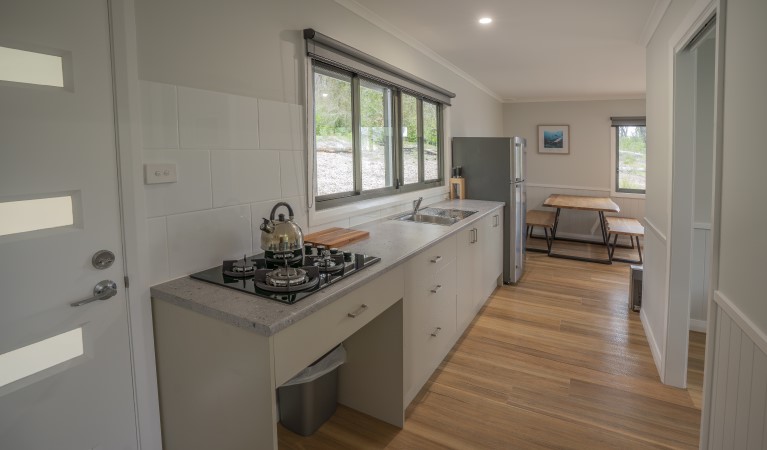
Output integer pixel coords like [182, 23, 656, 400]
[141, 81, 446, 286]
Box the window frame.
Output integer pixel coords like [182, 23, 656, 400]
[610, 123, 647, 198]
[313, 61, 444, 210]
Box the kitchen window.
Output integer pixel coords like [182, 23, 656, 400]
[611, 116, 647, 196]
[305, 29, 453, 209]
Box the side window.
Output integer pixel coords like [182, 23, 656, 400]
[613, 123, 646, 195]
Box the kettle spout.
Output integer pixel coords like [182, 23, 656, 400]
[259, 218, 275, 233]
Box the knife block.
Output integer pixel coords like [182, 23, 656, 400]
[449, 177, 465, 200]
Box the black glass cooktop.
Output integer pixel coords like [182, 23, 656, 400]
[189, 252, 381, 304]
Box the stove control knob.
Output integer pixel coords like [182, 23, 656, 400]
[343, 251, 353, 262]
[330, 248, 340, 254]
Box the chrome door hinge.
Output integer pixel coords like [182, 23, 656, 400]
[124, 276, 130, 289]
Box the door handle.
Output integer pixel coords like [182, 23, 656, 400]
[431, 327, 442, 337]
[70, 280, 118, 307]
[494, 214, 500, 227]
[430, 285, 443, 294]
[347, 304, 368, 318]
[430, 256, 442, 263]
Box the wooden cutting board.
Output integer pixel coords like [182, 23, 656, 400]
[304, 227, 370, 248]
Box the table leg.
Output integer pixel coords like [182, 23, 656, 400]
[552, 208, 561, 238]
[546, 209, 613, 264]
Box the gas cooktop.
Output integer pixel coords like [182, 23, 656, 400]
[189, 250, 381, 304]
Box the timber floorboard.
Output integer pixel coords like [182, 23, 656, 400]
[279, 247, 704, 449]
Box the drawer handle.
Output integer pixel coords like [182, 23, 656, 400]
[494, 214, 500, 227]
[347, 304, 368, 318]
[430, 256, 442, 263]
[430, 285, 443, 294]
[431, 327, 442, 337]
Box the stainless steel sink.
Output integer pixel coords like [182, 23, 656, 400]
[419, 208, 478, 220]
[392, 208, 478, 226]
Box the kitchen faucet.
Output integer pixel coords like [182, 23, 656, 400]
[412, 197, 423, 215]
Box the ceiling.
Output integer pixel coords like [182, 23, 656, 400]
[344, 0, 660, 102]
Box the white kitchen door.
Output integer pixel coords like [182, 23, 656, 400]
[0, 1, 139, 449]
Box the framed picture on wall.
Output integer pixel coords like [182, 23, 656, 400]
[538, 125, 570, 154]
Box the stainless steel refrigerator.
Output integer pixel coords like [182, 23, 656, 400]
[452, 137, 527, 283]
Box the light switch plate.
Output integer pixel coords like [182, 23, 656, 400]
[144, 163, 177, 184]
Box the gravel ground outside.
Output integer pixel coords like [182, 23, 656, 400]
[316, 137, 438, 196]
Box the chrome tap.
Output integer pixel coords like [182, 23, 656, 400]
[412, 197, 423, 215]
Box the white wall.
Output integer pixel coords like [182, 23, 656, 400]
[641, 0, 697, 378]
[716, 0, 767, 338]
[503, 100, 646, 238]
[694, 37, 715, 225]
[134, 0, 504, 286]
[702, 0, 767, 443]
[689, 36, 716, 331]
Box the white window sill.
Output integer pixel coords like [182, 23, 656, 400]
[611, 191, 646, 200]
[308, 186, 448, 228]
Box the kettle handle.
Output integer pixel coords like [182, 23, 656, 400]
[269, 202, 294, 221]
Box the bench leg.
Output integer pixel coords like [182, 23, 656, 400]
[544, 227, 551, 254]
[608, 233, 618, 262]
[610, 235, 644, 264]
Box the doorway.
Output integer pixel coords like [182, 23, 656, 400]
[665, 10, 719, 388]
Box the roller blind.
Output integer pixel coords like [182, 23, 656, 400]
[304, 28, 455, 105]
[611, 116, 646, 127]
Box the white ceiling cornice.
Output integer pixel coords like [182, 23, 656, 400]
[333, 0, 504, 102]
[638, 0, 672, 47]
[504, 94, 646, 104]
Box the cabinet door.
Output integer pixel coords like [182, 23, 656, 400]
[472, 219, 484, 311]
[456, 225, 476, 331]
[483, 211, 504, 300]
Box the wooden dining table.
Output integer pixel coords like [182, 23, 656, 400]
[542, 194, 620, 264]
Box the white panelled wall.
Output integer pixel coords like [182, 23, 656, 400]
[690, 225, 711, 332]
[707, 293, 767, 449]
[141, 81, 446, 286]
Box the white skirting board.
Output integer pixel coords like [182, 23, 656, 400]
[640, 306, 665, 384]
[706, 290, 767, 449]
[689, 319, 708, 333]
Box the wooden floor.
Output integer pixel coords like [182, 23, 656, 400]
[279, 241, 704, 449]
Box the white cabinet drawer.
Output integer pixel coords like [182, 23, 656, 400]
[273, 266, 404, 386]
[407, 260, 457, 391]
[409, 236, 456, 276]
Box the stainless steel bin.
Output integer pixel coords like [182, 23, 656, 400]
[277, 345, 345, 436]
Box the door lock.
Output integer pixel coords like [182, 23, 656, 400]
[92, 250, 115, 269]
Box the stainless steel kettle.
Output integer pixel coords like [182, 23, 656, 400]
[259, 202, 304, 262]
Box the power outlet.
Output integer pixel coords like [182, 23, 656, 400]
[144, 163, 177, 184]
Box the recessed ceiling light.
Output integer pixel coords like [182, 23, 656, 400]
[479, 17, 492, 25]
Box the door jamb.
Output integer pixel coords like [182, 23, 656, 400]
[108, 1, 162, 448]
[665, 0, 726, 446]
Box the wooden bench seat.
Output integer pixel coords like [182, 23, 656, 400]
[526, 210, 556, 253]
[605, 217, 644, 264]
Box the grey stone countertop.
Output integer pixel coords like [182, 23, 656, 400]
[150, 199, 504, 336]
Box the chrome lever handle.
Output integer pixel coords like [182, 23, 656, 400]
[70, 280, 118, 307]
[430, 285, 443, 294]
[347, 304, 368, 318]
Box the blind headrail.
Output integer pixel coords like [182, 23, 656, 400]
[304, 28, 456, 105]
